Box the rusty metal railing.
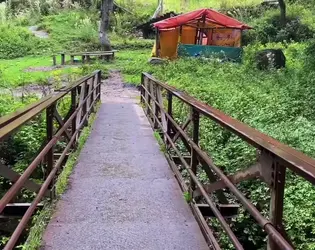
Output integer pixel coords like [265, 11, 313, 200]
[0, 70, 102, 249]
[140, 72, 315, 250]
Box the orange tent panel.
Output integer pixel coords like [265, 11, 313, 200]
[180, 26, 196, 44]
[159, 28, 179, 59]
[212, 29, 241, 47]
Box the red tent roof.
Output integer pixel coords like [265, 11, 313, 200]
[153, 8, 252, 30]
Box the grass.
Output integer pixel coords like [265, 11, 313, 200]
[55, 104, 99, 194]
[116, 0, 262, 12]
[153, 131, 166, 152]
[0, 48, 152, 90]
[0, 55, 83, 87]
[22, 106, 100, 249]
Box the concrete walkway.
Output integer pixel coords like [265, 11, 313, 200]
[42, 72, 208, 250]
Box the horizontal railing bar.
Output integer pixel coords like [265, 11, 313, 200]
[0, 71, 100, 141]
[141, 80, 294, 250]
[0, 92, 66, 141]
[142, 73, 315, 185]
[0, 81, 101, 215]
[58, 70, 101, 92]
[0, 95, 53, 129]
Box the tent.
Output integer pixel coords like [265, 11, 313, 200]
[151, 8, 252, 61]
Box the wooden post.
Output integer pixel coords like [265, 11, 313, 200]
[70, 55, 74, 64]
[52, 55, 56, 66]
[86, 55, 91, 63]
[61, 53, 65, 65]
[190, 108, 200, 193]
[81, 55, 85, 64]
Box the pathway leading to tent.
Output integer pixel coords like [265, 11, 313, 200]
[42, 71, 209, 250]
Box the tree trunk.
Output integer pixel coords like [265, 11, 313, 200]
[100, 0, 114, 51]
[278, 0, 286, 26]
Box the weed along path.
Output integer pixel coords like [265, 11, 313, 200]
[42, 71, 208, 250]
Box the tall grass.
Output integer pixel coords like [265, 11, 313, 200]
[116, 0, 262, 12]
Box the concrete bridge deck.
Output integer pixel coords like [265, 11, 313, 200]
[42, 72, 208, 250]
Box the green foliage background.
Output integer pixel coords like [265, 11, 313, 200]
[0, 0, 315, 249]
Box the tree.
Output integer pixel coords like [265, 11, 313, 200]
[99, 0, 113, 51]
[278, 0, 286, 26]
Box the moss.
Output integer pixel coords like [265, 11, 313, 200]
[22, 103, 100, 250]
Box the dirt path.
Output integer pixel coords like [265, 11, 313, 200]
[101, 70, 138, 102]
[42, 71, 208, 250]
[28, 26, 49, 39]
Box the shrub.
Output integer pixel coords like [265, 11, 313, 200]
[0, 24, 52, 59]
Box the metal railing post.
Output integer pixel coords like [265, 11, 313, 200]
[98, 70, 102, 101]
[71, 88, 77, 145]
[167, 91, 173, 147]
[190, 108, 200, 193]
[82, 81, 88, 127]
[46, 104, 55, 177]
[140, 73, 145, 104]
[268, 160, 288, 250]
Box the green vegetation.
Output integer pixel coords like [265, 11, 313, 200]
[0, 56, 83, 87]
[153, 131, 167, 153]
[117, 0, 262, 12]
[0, 0, 315, 249]
[22, 105, 99, 250]
[183, 191, 192, 203]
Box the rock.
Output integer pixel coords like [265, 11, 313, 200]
[261, 0, 279, 8]
[148, 57, 166, 65]
[255, 49, 286, 70]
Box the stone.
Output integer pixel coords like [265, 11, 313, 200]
[148, 57, 166, 65]
[255, 49, 286, 70]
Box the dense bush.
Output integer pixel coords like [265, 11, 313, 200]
[241, 4, 315, 45]
[243, 15, 314, 45]
[0, 24, 52, 59]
